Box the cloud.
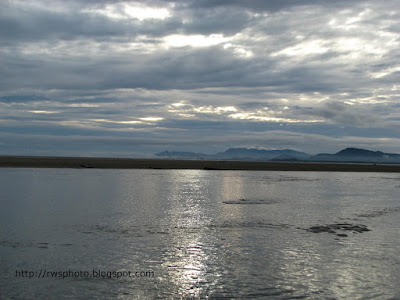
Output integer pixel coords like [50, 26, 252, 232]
[2, 0, 399, 94]
[179, 0, 364, 12]
[298, 101, 380, 127]
[0, 0, 399, 156]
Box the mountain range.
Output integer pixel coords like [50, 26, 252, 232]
[155, 147, 400, 163]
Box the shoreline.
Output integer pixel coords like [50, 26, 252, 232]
[0, 156, 400, 172]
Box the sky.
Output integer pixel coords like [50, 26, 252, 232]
[1, 0, 400, 157]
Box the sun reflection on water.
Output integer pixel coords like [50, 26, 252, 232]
[160, 170, 220, 298]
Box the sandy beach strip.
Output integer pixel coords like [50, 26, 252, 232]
[0, 156, 400, 172]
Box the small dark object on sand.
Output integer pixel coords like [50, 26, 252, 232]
[80, 163, 94, 168]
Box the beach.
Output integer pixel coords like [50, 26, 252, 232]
[0, 155, 399, 172]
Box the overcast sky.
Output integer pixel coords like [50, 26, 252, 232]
[1, 0, 400, 157]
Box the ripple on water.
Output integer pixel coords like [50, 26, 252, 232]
[222, 198, 280, 205]
[356, 207, 400, 218]
[76, 224, 171, 238]
[210, 220, 292, 230]
[0, 240, 53, 249]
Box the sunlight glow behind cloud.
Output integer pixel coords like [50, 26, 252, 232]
[163, 34, 229, 48]
[86, 2, 171, 21]
[139, 117, 164, 122]
[272, 40, 329, 57]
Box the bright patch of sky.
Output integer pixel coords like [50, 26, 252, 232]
[85, 2, 171, 21]
[163, 34, 229, 48]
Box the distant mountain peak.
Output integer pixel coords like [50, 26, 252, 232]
[155, 147, 400, 163]
[335, 148, 384, 157]
[220, 147, 307, 155]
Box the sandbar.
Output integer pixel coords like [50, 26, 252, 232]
[0, 156, 400, 172]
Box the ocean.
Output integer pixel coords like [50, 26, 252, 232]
[0, 168, 399, 299]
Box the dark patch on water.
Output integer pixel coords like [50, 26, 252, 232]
[37, 242, 48, 249]
[305, 223, 370, 235]
[222, 198, 279, 205]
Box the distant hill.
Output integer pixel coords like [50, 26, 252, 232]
[155, 151, 213, 159]
[156, 147, 310, 161]
[216, 148, 310, 160]
[311, 148, 400, 163]
[155, 147, 400, 163]
[337, 148, 385, 157]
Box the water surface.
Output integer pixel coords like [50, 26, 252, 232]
[0, 168, 399, 299]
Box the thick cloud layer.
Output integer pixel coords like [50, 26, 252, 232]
[1, 0, 399, 156]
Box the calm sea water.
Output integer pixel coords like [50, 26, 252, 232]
[0, 168, 399, 299]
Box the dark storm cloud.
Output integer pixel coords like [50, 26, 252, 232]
[0, 0, 251, 46]
[0, 4, 174, 44]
